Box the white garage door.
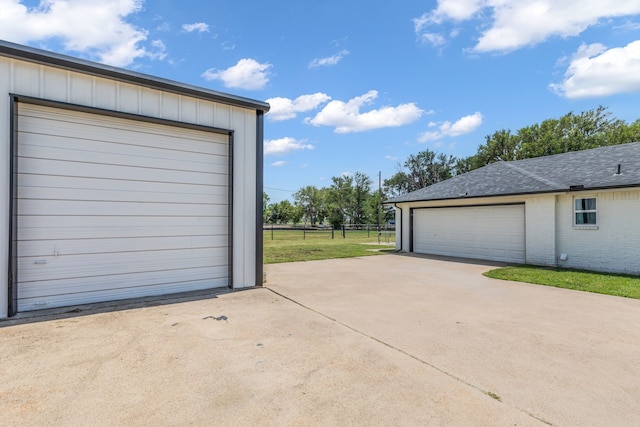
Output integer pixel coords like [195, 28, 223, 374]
[413, 205, 525, 263]
[15, 103, 230, 312]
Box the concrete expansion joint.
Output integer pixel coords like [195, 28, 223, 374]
[265, 286, 554, 427]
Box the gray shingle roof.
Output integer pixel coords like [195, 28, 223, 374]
[388, 142, 640, 203]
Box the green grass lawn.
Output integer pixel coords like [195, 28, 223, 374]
[264, 229, 395, 264]
[484, 265, 640, 299]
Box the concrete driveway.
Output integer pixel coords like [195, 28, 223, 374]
[1, 254, 639, 426]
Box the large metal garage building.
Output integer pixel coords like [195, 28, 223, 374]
[0, 41, 269, 317]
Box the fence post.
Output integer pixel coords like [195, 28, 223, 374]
[331, 226, 334, 239]
[342, 224, 345, 238]
[271, 224, 274, 240]
[367, 224, 370, 238]
[303, 224, 306, 240]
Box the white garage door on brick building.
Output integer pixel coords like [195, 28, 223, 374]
[412, 205, 525, 264]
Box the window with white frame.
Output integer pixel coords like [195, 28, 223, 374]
[574, 197, 597, 225]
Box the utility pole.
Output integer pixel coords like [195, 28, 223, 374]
[378, 171, 382, 245]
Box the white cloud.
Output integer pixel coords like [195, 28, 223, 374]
[415, 0, 483, 29]
[309, 50, 350, 68]
[221, 41, 235, 51]
[550, 41, 640, 98]
[148, 39, 167, 60]
[341, 171, 353, 177]
[271, 160, 286, 167]
[182, 22, 209, 33]
[304, 90, 424, 133]
[0, 0, 164, 67]
[156, 21, 171, 32]
[264, 137, 314, 156]
[385, 155, 398, 160]
[415, 0, 640, 53]
[419, 32, 446, 47]
[202, 58, 271, 90]
[418, 112, 483, 142]
[266, 93, 331, 121]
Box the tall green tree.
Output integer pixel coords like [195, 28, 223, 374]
[266, 199, 300, 224]
[323, 172, 375, 228]
[384, 149, 455, 196]
[293, 185, 326, 225]
[473, 129, 520, 167]
[325, 175, 353, 228]
[351, 172, 373, 224]
[473, 106, 638, 169]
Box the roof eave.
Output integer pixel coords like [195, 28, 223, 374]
[385, 182, 640, 204]
[0, 40, 270, 113]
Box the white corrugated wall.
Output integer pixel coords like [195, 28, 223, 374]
[0, 56, 259, 318]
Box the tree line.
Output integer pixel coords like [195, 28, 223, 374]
[264, 171, 392, 228]
[265, 106, 640, 225]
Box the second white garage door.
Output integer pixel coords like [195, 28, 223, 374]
[412, 205, 525, 263]
[16, 103, 230, 312]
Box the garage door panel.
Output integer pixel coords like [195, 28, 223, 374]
[19, 184, 226, 205]
[18, 265, 228, 300]
[18, 215, 226, 240]
[18, 157, 227, 186]
[18, 276, 228, 312]
[18, 137, 228, 173]
[19, 107, 228, 156]
[17, 235, 227, 257]
[18, 199, 227, 217]
[18, 247, 228, 283]
[414, 205, 525, 263]
[16, 103, 230, 312]
[19, 174, 226, 200]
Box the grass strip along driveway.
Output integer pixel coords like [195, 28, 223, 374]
[264, 229, 394, 264]
[484, 265, 640, 299]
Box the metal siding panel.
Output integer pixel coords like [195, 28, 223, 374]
[117, 82, 139, 114]
[0, 59, 9, 317]
[69, 74, 93, 106]
[214, 104, 232, 129]
[12, 61, 41, 96]
[140, 88, 160, 117]
[181, 97, 197, 123]
[232, 109, 246, 287]
[161, 92, 180, 121]
[198, 101, 215, 126]
[16, 104, 230, 312]
[42, 68, 68, 101]
[94, 78, 117, 110]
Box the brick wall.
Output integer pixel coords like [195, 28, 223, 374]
[556, 190, 640, 275]
[525, 195, 557, 267]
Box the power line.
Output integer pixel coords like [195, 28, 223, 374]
[264, 186, 295, 193]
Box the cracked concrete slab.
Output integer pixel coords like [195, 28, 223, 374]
[2, 275, 541, 426]
[266, 254, 640, 426]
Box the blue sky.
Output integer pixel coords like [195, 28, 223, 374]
[2, 1, 640, 202]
